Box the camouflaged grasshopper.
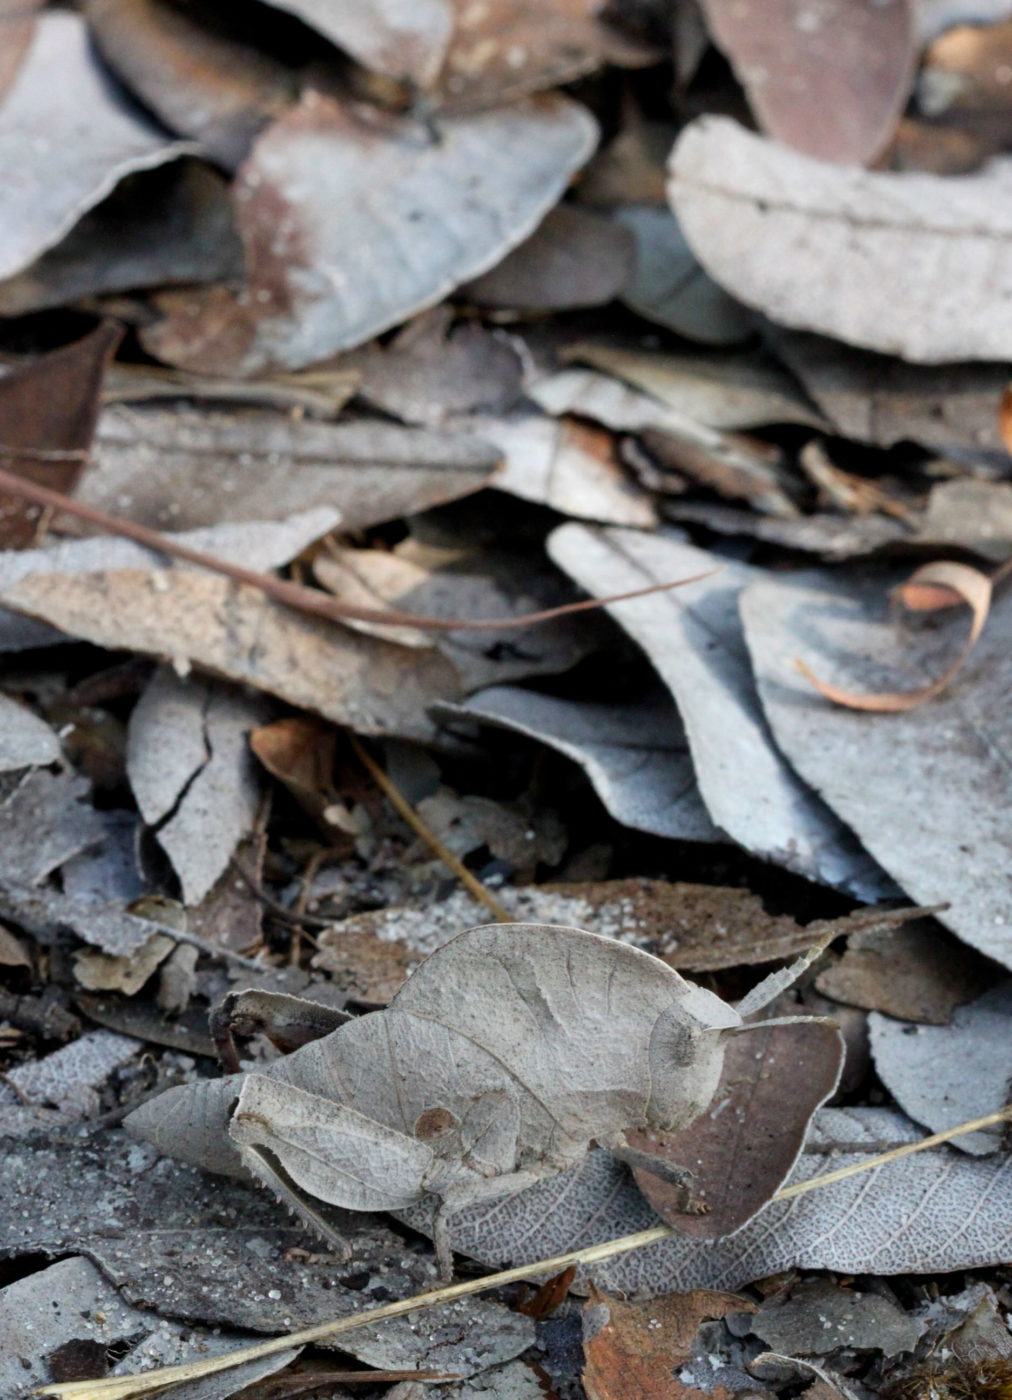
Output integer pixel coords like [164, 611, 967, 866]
[126, 922, 827, 1277]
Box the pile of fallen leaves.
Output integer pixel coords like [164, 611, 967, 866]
[1, 1, 1012, 1398]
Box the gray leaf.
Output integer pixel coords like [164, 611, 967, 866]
[0, 694, 61, 772]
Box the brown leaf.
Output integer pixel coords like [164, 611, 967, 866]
[463, 205, 634, 310]
[0, 567, 462, 742]
[250, 715, 340, 831]
[143, 90, 598, 373]
[669, 115, 1012, 363]
[798, 560, 992, 710]
[582, 1287, 755, 1400]
[698, 0, 917, 164]
[83, 0, 297, 169]
[816, 919, 993, 1024]
[0, 323, 121, 547]
[517, 1266, 576, 1320]
[627, 1020, 844, 1238]
[312, 924, 419, 1007]
[0, 923, 30, 969]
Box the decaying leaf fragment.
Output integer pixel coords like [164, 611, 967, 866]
[126, 923, 815, 1276]
[144, 91, 598, 373]
[669, 116, 1012, 362]
[798, 560, 993, 710]
[582, 1286, 755, 1400]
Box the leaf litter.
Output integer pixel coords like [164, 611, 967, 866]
[3, 8, 1012, 1399]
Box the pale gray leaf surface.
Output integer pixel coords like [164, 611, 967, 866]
[258, 0, 452, 86]
[0, 507, 339, 652]
[416, 1106, 1012, 1292]
[669, 116, 1012, 362]
[0, 11, 194, 281]
[1, 568, 462, 743]
[918, 1, 1012, 41]
[870, 984, 1012, 1153]
[751, 1278, 924, 1357]
[472, 415, 657, 526]
[0, 693, 60, 771]
[539, 346, 824, 430]
[0, 1028, 139, 1119]
[435, 685, 721, 842]
[144, 92, 598, 373]
[84, 405, 498, 533]
[546, 525, 890, 897]
[664, 500, 906, 561]
[0, 1133, 531, 1377]
[739, 571, 1012, 968]
[0, 1255, 298, 1400]
[0, 767, 107, 884]
[0, 877, 191, 958]
[0, 159, 241, 318]
[613, 205, 754, 344]
[127, 669, 266, 904]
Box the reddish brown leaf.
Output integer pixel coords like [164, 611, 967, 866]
[582, 1287, 755, 1400]
[698, 0, 918, 165]
[0, 322, 121, 548]
[627, 1020, 844, 1238]
[517, 1265, 577, 1319]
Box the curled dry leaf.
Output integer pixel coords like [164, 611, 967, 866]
[0, 568, 462, 743]
[669, 116, 1012, 363]
[582, 1286, 755, 1400]
[435, 685, 720, 843]
[83, 0, 297, 168]
[740, 570, 1012, 970]
[0, 11, 195, 283]
[627, 1020, 844, 1238]
[869, 983, 1012, 1153]
[798, 560, 993, 711]
[144, 91, 598, 373]
[547, 524, 891, 897]
[698, 0, 918, 165]
[0, 322, 122, 548]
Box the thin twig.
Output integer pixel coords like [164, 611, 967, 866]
[349, 733, 511, 923]
[0, 465, 713, 633]
[34, 1105, 1012, 1400]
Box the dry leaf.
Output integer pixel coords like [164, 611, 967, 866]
[740, 570, 1012, 970]
[627, 1020, 844, 1238]
[0, 1027, 140, 1119]
[0, 11, 194, 282]
[127, 669, 267, 904]
[0, 506, 338, 653]
[547, 525, 890, 897]
[752, 1278, 923, 1358]
[919, 2, 1012, 43]
[0, 693, 61, 772]
[816, 919, 992, 1024]
[143, 91, 597, 374]
[0, 568, 462, 743]
[0, 768, 107, 887]
[798, 560, 992, 710]
[313, 924, 419, 1006]
[0, 0, 41, 108]
[346, 312, 523, 427]
[258, 0, 452, 87]
[0, 323, 121, 547]
[83, 0, 297, 168]
[73, 931, 175, 996]
[250, 715, 341, 833]
[430, 1105, 1012, 1292]
[698, 0, 917, 164]
[669, 115, 1012, 362]
[582, 1287, 755, 1400]
[84, 405, 499, 534]
[474, 415, 658, 527]
[869, 983, 1012, 1153]
[0, 161, 242, 319]
[0, 922, 31, 969]
[463, 205, 634, 310]
[613, 205, 754, 344]
[435, 685, 720, 843]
